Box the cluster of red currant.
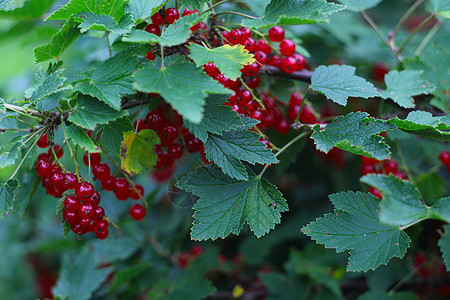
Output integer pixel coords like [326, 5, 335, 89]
[133, 103, 211, 182]
[361, 156, 406, 199]
[439, 151, 450, 173]
[177, 245, 204, 268]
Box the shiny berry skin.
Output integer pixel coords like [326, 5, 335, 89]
[292, 53, 305, 71]
[268, 55, 282, 67]
[78, 203, 94, 218]
[299, 106, 317, 124]
[71, 223, 89, 235]
[37, 133, 49, 148]
[254, 51, 268, 65]
[229, 29, 242, 45]
[151, 11, 164, 25]
[49, 145, 63, 159]
[95, 228, 109, 239]
[242, 63, 260, 77]
[134, 119, 148, 132]
[113, 178, 129, 193]
[115, 190, 130, 201]
[63, 210, 78, 224]
[145, 111, 164, 131]
[247, 76, 260, 89]
[255, 39, 271, 55]
[168, 143, 183, 160]
[87, 191, 101, 207]
[92, 163, 111, 181]
[145, 51, 156, 61]
[63, 173, 78, 190]
[279, 39, 296, 56]
[145, 24, 161, 36]
[221, 31, 231, 45]
[129, 204, 146, 221]
[75, 181, 95, 200]
[281, 56, 297, 73]
[242, 38, 255, 52]
[164, 8, 179, 24]
[185, 135, 202, 153]
[203, 62, 220, 77]
[100, 176, 115, 191]
[130, 184, 145, 200]
[238, 89, 252, 103]
[36, 159, 53, 178]
[268, 26, 285, 42]
[440, 151, 450, 166]
[94, 219, 109, 233]
[92, 206, 105, 220]
[361, 164, 377, 175]
[239, 27, 252, 39]
[50, 171, 65, 190]
[275, 118, 290, 134]
[64, 195, 80, 212]
[160, 124, 178, 145]
[361, 156, 379, 166]
[83, 152, 101, 166]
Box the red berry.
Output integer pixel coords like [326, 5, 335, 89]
[113, 178, 129, 193]
[289, 93, 303, 106]
[242, 38, 255, 52]
[63, 209, 79, 224]
[164, 8, 179, 24]
[222, 31, 231, 45]
[37, 153, 51, 161]
[114, 190, 129, 201]
[254, 51, 268, 65]
[242, 62, 260, 77]
[238, 89, 252, 103]
[100, 176, 115, 191]
[64, 196, 80, 212]
[190, 245, 204, 257]
[145, 24, 161, 36]
[361, 156, 379, 166]
[145, 111, 164, 130]
[361, 164, 377, 175]
[268, 26, 285, 42]
[255, 39, 271, 55]
[75, 181, 95, 200]
[129, 204, 146, 221]
[151, 11, 164, 25]
[247, 76, 261, 89]
[92, 163, 111, 181]
[275, 118, 290, 134]
[369, 187, 382, 199]
[292, 53, 305, 71]
[50, 171, 65, 190]
[145, 52, 156, 61]
[49, 145, 63, 159]
[185, 135, 202, 153]
[134, 119, 148, 132]
[203, 62, 220, 77]
[229, 29, 242, 45]
[239, 27, 252, 39]
[439, 151, 450, 166]
[268, 55, 282, 67]
[168, 143, 183, 160]
[63, 173, 78, 190]
[37, 133, 49, 148]
[281, 56, 297, 73]
[36, 159, 53, 178]
[94, 219, 109, 233]
[78, 203, 94, 218]
[130, 184, 144, 200]
[92, 206, 105, 220]
[373, 63, 389, 82]
[71, 223, 89, 235]
[87, 191, 101, 207]
[383, 160, 398, 174]
[395, 171, 407, 180]
[160, 124, 178, 146]
[83, 152, 101, 166]
[299, 106, 317, 124]
[279, 39, 295, 56]
[95, 228, 109, 239]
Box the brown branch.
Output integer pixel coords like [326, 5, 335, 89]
[260, 65, 313, 83]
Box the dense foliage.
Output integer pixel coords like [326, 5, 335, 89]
[0, 0, 449, 299]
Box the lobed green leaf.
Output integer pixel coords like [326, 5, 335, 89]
[0, 180, 19, 219]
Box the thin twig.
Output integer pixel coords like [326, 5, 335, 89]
[414, 20, 442, 56]
[259, 65, 313, 83]
[397, 13, 435, 55]
[201, 0, 231, 16]
[392, 0, 425, 38]
[213, 11, 261, 20]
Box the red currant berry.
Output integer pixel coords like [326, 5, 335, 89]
[255, 39, 271, 55]
[239, 27, 252, 39]
[71, 223, 89, 235]
[100, 176, 115, 191]
[63, 173, 78, 190]
[134, 119, 148, 133]
[361, 156, 379, 166]
[247, 76, 261, 89]
[113, 178, 129, 193]
[94, 219, 109, 233]
[36, 158, 53, 178]
[275, 118, 290, 134]
[168, 143, 183, 160]
[361, 164, 377, 175]
[145, 24, 161, 36]
[164, 8, 179, 24]
[145, 111, 164, 131]
[160, 124, 178, 146]
[281, 56, 297, 74]
[95, 228, 109, 239]
[49, 145, 63, 159]
[92, 163, 111, 181]
[50, 171, 65, 190]
[83, 152, 101, 166]
[229, 29, 242, 45]
[87, 191, 101, 207]
[268, 26, 285, 42]
[115, 189, 130, 201]
[373, 63, 389, 82]
[185, 135, 202, 153]
[37, 153, 51, 161]
[279, 39, 296, 56]
[75, 181, 95, 200]
[395, 171, 407, 180]
[92, 206, 105, 220]
[145, 52, 156, 61]
[292, 53, 305, 71]
[78, 203, 94, 218]
[383, 160, 398, 174]
[368, 187, 383, 199]
[151, 11, 165, 25]
[190, 245, 204, 257]
[439, 151, 450, 166]
[130, 184, 145, 200]
[37, 133, 49, 148]
[268, 55, 282, 67]
[242, 38, 255, 52]
[299, 106, 317, 124]
[254, 51, 268, 65]
[63, 210, 79, 224]
[64, 195, 80, 213]
[203, 62, 220, 77]
[129, 204, 146, 221]
[238, 89, 252, 103]
[242, 63, 260, 77]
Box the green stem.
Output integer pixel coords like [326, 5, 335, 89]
[105, 31, 112, 57]
[295, 86, 311, 124]
[414, 20, 442, 56]
[59, 112, 80, 181]
[392, 0, 425, 38]
[395, 140, 415, 184]
[4, 103, 42, 120]
[213, 11, 260, 20]
[361, 9, 389, 48]
[201, 0, 231, 15]
[400, 218, 428, 231]
[239, 78, 265, 109]
[397, 13, 435, 55]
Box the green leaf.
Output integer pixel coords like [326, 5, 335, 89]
[65, 124, 99, 153]
[337, 0, 383, 12]
[52, 248, 113, 300]
[78, 11, 134, 34]
[0, 180, 19, 218]
[438, 224, 450, 271]
[0, 136, 24, 168]
[120, 129, 160, 176]
[68, 95, 127, 130]
[380, 70, 435, 108]
[47, 0, 127, 22]
[302, 191, 411, 272]
[0, 97, 5, 113]
[179, 0, 208, 9]
[34, 17, 81, 63]
[123, 13, 205, 47]
[258, 272, 305, 300]
[74, 47, 137, 111]
[93, 117, 134, 161]
[360, 174, 429, 226]
[311, 65, 380, 106]
[25, 68, 70, 106]
[205, 129, 278, 181]
[389, 111, 450, 141]
[176, 166, 288, 240]
[134, 57, 232, 123]
[428, 0, 450, 18]
[416, 172, 445, 205]
[430, 196, 450, 223]
[0, 0, 11, 10]
[358, 290, 419, 300]
[0, 0, 57, 20]
[242, 0, 345, 29]
[183, 94, 244, 142]
[109, 263, 152, 290]
[188, 44, 255, 80]
[125, 0, 168, 21]
[311, 112, 395, 160]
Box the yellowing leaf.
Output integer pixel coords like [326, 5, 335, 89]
[120, 129, 160, 176]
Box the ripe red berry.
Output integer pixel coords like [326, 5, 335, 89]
[130, 184, 145, 200]
[185, 135, 202, 153]
[145, 52, 156, 61]
[71, 223, 89, 235]
[369, 187, 383, 199]
[151, 11, 164, 25]
[95, 228, 109, 239]
[268, 55, 282, 67]
[36, 158, 53, 178]
[92, 163, 111, 181]
[63, 173, 78, 190]
[281, 56, 297, 73]
[373, 63, 389, 82]
[203, 62, 220, 78]
[37, 133, 49, 148]
[100, 176, 115, 191]
[239, 27, 252, 39]
[383, 160, 398, 174]
[94, 219, 109, 232]
[164, 8, 179, 24]
[275, 118, 290, 134]
[229, 29, 242, 45]
[92, 206, 105, 220]
[292, 53, 305, 71]
[75, 181, 95, 200]
[279, 39, 296, 56]
[268, 26, 285, 42]
[78, 203, 94, 219]
[49, 145, 63, 159]
[254, 51, 268, 65]
[129, 204, 146, 221]
[439, 151, 450, 166]
[145, 24, 161, 36]
[145, 111, 164, 131]
[63, 210, 79, 224]
[190, 245, 204, 257]
[50, 171, 65, 190]
[242, 38, 255, 52]
[160, 124, 178, 146]
[361, 156, 379, 166]
[87, 191, 101, 207]
[168, 143, 183, 160]
[83, 152, 101, 166]
[113, 178, 129, 194]
[247, 76, 261, 89]
[64, 196, 80, 212]
[255, 39, 271, 55]
[361, 164, 377, 175]
[299, 106, 317, 124]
